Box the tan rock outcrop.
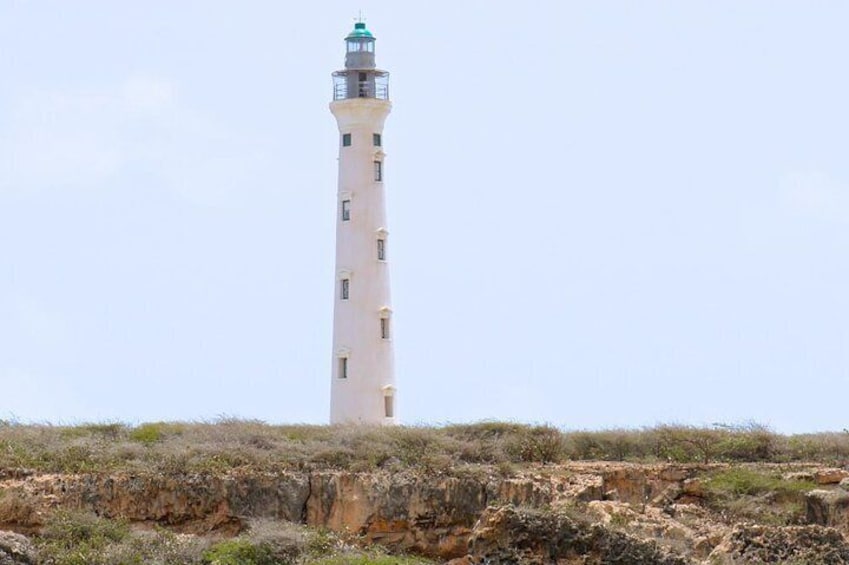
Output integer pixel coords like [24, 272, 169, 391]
[816, 469, 849, 485]
[0, 472, 309, 533]
[709, 525, 849, 564]
[463, 505, 691, 564]
[2, 462, 848, 562]
[0, 531, 35, 565]
[807, 489, 849, 531]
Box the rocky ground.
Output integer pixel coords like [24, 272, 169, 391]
[2, 462, 849, 563]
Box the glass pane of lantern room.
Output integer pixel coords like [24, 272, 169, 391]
[347, 41, 357, 52]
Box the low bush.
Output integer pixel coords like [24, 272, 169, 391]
[508, 425, 565, 463]
[704, 468, 814, 498]
[703, 468, 816, 525]
[37, 511, 129, 565]
[202, 539, 278, 565]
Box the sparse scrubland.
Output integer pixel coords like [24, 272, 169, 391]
[1, 420, 849, 564]
[0, 419, 847, 474]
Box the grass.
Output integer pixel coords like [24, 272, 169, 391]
[0, 420, 848, 475]
[30, 511, 434, 565]
[705, 468, 816, 497]
[37, 511, 131, 565]
[703, 468, 818, 525]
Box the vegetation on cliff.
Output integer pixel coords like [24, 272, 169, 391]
[0, 419, 848, 475]
[25, 511, 435, 565]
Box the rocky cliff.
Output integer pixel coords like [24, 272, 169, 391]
[3, 462, 849, 563]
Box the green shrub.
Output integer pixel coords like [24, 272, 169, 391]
[705, 468, 814, 498]
[37, 511, 129, 565]
[508, 425, 564, 463]
[714, 422, 777, 462]
[60, 422, 127, 440]
[203, 539, 279, 565]
[703, 468, 816, 525]
[130, 422, 171, 445]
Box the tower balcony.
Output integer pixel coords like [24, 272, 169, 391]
[333, 71, 390, 101]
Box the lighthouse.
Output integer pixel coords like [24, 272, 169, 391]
[329, 21, 397, 424]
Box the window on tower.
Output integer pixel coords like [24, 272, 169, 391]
[338, 357, 348, 379]
[341, 199, 351, 221]
[358, 72, 368, 97]
[384, 395, 394, 418]
[373, 133, 382, 147]
[342, 133, 351, 147]
[377, 238, 386, 261]
[374, 160, 382, 182]
[380, 317, 390, 340]
[341, 278, 349, 300]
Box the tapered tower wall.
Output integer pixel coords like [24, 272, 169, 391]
[329, 23, 397, 425]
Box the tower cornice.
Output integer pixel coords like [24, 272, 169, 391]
[330, 98, 392, 130]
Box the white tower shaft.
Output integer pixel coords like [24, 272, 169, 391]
[329, 23, 396, 424]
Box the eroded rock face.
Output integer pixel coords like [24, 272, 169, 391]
[307, 471, 486, 558]
[461, 505, 691, 565]
[0, 472, 310, 533]
[709, 525, 849, 564]
[3, 463, 849, 562]
[599, 465, 702, 506]
[807, 489, 849, 531]
[816, 469, 849, 486]
[0, 531, 35, 565]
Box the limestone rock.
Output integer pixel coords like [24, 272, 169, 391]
[816, 469, 849, 485]
[3, 462, 841, 563]
[709, 524, 849, 564]
[783, 471, 815, 482]
[0, 531, 35, 565]
[806, 489, 849, 531]
[681, 478, 704, 498]
[840, 477, 849, 491]
[464, 505, 692, 564]
[306, 470, 488, 558]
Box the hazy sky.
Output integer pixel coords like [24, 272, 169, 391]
[1, 2, 847, 432]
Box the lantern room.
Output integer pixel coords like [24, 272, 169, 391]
[333, 22, 389, 101]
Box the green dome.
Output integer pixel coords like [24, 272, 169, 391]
[346, 22, 374, 40]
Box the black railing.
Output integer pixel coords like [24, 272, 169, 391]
[332, 73, 390, 101]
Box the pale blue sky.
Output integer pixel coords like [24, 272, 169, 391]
[1, 2, 847, 432]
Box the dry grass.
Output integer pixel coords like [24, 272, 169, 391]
[0, 420, 848, 475]
[31, 511, 435, 565]
[702, 468, 817, 525]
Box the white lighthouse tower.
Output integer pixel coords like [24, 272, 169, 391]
[329, 21, 397, 425]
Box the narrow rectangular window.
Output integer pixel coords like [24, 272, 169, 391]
[380, 317, 390, 340]
[373, 133, 382, 147]
[358, 73, 368, 97]
[342, 133, 351, 147]
[384, 395, 394, 418]
[374, 160, 382, 182]
[341, 278, 349, 300]
[339, 357, 348, 379]
[341, 199, 351, 221]
[377, 238, 386, 261]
